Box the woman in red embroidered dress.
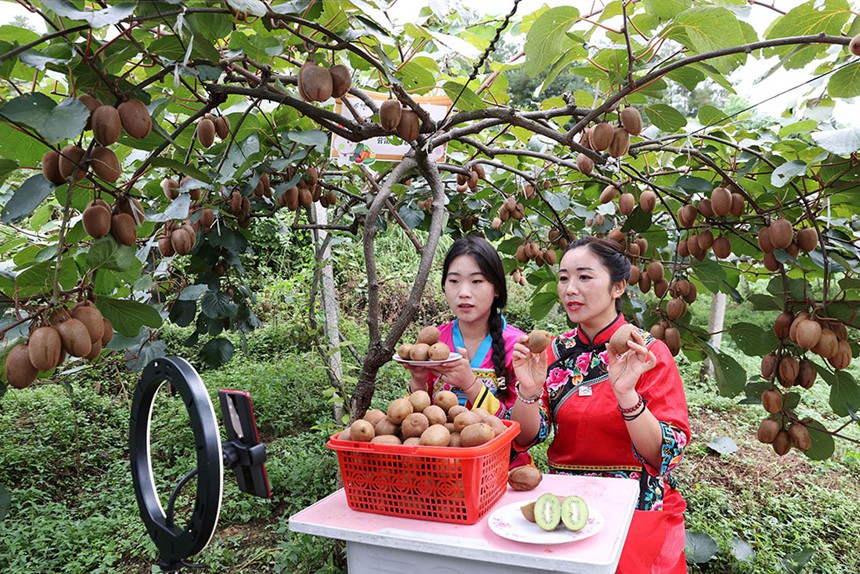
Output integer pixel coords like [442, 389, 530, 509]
[511, 236, 690, 573]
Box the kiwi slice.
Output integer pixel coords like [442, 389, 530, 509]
[561, 495, 589, 531]
[533, 493, 561, 531]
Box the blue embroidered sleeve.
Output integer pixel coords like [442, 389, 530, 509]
[632, 421, 687, 477]
[504, 401, 550, 452]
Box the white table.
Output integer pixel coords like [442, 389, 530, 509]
[289, 474, 639, 573]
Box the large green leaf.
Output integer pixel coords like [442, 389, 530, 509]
[42, 0, 136, 29]
[771, 160, 807, 188]
[201, 291, 238, 319]
[530, 290, 559, 321]
[766, 0, 851, 40]
[829, 370, 860, 417]
[828, 62, 860, 98]
[227, 0, 268, 17]
[524, 7, 580, 78]
[150, 158, 210, 184]
[665, 7, 744, 54]
[811, 126, 860, 155]
[0, 174, 55, 224]
[642, 103, 686, 132]
[801, 418, 836, 461]
[442, 81, 484, 112]
[0, 94, 88, 145]
[199, 337, 235, 369]
[643, 0, 691, 20]
[95, 297, 163, 337]
[84, 238, 137, 272]
[728, 322, 778, 357]
[702, 343, 747, 397]
[685, 531, 718, 564]
[0, 482, 9, 521]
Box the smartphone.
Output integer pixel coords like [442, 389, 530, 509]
[218, 389, 271, 499]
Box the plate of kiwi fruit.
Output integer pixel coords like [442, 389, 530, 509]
[394, 326, 462, 365]
[487, 493, 603, 545]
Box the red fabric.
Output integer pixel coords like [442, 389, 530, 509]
[617, 489, 688, 573]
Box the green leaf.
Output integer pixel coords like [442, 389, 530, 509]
[179, 284, 210, 301]
[199, 337, 235, 369]
[828, 62, 860, 98]
[150, 157, 211, 183]
[730, 538, 755, 562]
[226, 0, 268, 17]
[728, 322, 778, 357]
[766, 0, 850, 40]
[801, 419, 836, 461]
[747, 293, 782, 311]
[779, 120, 818, 139]
[705, 436, 738, 455]
[621, 208, 652, 233]
[830, 370, 860, 417]
[702, 343, 747, 397]
[229, 31, 284, 61]
[697, 105, 727, 126]
[524, 7, 580, 78]
[42, 0, 136, 28]
[95, 297, 163, 337]
[780, 548, 816, 573]
[201, 291, 238, 319]
[643, 0, 691, 20]
[442, 81, 484, 112]
[0, 94, 89, 145]
[84, 238, 136, 272]
[530, 291, 559, 321]
[285, 130, 327, 154]
[207, 225, 248, 255]
[397, 60, 437, 94]
[665, 7, 744, 54]
[169, 299, 197, 328]
[125, 339, 167, 372]
[685, 531, 718, 564]
[19, 44, 74, 71]
[642, 103, 687, 132]
[187, 12, 235, 42]
[771, 160, 807, 188]
[147, 193, 190, 223]
[672, 175, 712, 194]
[0, 174, 55, 224]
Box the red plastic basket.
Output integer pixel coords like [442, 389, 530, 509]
[327, 420, 520, 525]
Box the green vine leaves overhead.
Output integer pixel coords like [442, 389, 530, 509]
[0, 0, 858, 458]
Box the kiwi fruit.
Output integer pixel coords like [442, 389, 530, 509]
[214, 115, 230, 139]
[667, 298, 687, 320]
[453, 411, 482, 433]
[419, 423, 451, 446]
[170, 227, 194, 256]
[760, 352, 777, 379]
[620, 106, 642, 135]
[407, 390, 431, 413]
[788, 423, 811, 451]
[363, 408, 387, 426]
[712, 236, 731, 259]
[758, 226, 775, 253]
[434, 390, 459, 412]
[812, 328, 838, 359]
[561, 495, 589, 531]
[417, 325, 440, 345]
[299, 62, 333, 102]
[397, 343, 414, 360]
[777, 355, 799, 385]
[761, 389, 784, 414]
[850, 33, 860, 56]
[41, 150, 64, 184]
[590, 122, 614, 151]
[576, 154, 594, 175]
[447, 405, 468, 423]
[772, 429, 791, 456]
[639, 190, 656, 213]
[422, 404, 447, 426]
[85, 338, 102, 360]
[92, 105, 121, 146]
[663, 326, 681, 356]
[697, 199, 714, 218]
[72, 302, 104, 343]
[161, 178, 179, 200]
[608, 323, 638, 355]
[769, 218, 793, 250]
[774, 311, 794, 339]
[58, 144, 88, 182]
[507, 465, 542, 491]
[197, 118, 216, 148]
[89, 146, 121, 182]
[428, 342, 450, 361]
[646, 261, 664, 282]
[459, 422, 495, 447]
[756, 418, 780, 444]
[609, 127, 630, 158]
[82, 202, 112, 239]
[371, 435, 402, 445]
[526, 330, 551, 353]
[6, 344, 39, 388]
[386, 397, 413, 424]
[55, 317, 92, 357]
[110, 213, 137, 246]
[117, 99, 151, 139]
[520, 501, 537, 522]
[796, 227, 818, 252]
[299, 187, 313, 208]
[77, 93, 102, 129]
[350, 419, 375, 442]
[795, 319, 822, 350]
[401, 412, 430, 438]
[101, 318, 113, 346]
[328, 64, 352, 98]
[396, 108, 420, 141]
[374, 417, 398, 437]
[710, 186, 732, 217]
[599, 184, 618, 204]
[618, 192, 635, 216]
[158, 236, 175, 257]
[410, 342, 430, 361]
[677, 204, 697, 229]
[28, 326, 62, 371]
[533, 493, 562, 531]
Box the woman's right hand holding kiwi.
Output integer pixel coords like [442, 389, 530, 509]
[512, 334, 547, 400]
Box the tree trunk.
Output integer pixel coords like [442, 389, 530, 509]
[312, 202, 345, 425]
[702, 291, 727, 379]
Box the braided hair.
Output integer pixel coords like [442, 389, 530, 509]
[563, 236, 631, 312]
[441, 236, 510, 394]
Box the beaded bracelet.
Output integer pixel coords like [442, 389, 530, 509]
[515, 383, 542, 404]
[620, 402, 648, 421]
[617, 393, 644, 414]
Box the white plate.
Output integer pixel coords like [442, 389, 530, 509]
[487, 500, 604, 545]
[392, 352, 463, 367]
